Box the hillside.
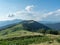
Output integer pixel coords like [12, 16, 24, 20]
[0, 20, 59, 38]
[21, 20, 51, 31]
[0, 20, 51, 38]
[0, 20, 60, 45]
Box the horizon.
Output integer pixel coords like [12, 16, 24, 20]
[0, 0, 60, 22]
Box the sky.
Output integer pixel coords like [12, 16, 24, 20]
[0, 0, 60, 22]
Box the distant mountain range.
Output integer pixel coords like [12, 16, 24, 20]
[0, 20, 51, 31]
[45, 23, 60, 30]
[39, 21, 60, 30]
[0, 19, 60, 30]
[0, 19, 22, 27]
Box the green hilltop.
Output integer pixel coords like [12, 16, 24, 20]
[0, 20, 60, 45]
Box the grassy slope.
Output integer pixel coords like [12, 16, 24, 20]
[0, 22, 60, 45]
[30, 34, 60, 45]
[0, 34, 60, 45]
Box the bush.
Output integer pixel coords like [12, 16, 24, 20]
[56, 38, 60, 43]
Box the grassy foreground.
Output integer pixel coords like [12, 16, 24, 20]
[0, 34, 60, 45]
[0, 29, 60, 45]
[0, 35, 51, 45]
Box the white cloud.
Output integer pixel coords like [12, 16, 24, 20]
[43, 9, 60, 18]
[13, 10, 42, 21]
[6, 8, 60, 21]
[0, 5, 35, 21]
[0, 15, 15, 21]
[25, 5, 34, 12]
[57, 9, 60, 11]
[8, 14, 15, 17]
[0, 4, 60, 22]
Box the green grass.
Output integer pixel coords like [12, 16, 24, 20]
[0, 35, 51, 45]
[0, 30, 60, 45]
[56, 38, 60, 43]
[0, 22, 60, 45]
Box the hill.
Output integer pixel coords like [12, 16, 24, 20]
[21, 20, 51, 31]
[0, 20, 60, 45]
[0, 20, 52, 38]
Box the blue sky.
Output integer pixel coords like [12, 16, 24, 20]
[0, 0, 60, 22]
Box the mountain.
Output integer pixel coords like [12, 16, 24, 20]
[0, 20, 52, 39]
[46, 23, 60, 30]
[0, 20, 51, 32]
[0, 19, 22, 27]
[21, 20, 51, 32]
[38, 21, 60, 24]
[39, 21, 60, 30]
[0, 20, 59, 40]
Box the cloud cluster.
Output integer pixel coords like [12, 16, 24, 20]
[25, 5, 34, 12]
[1, 5, 60, 21]
[0, 15, 15, 21]
[8, 14, 15, 17]
[40, 9, 60, 21]
[10, 5, 43, 21]
[8, 7, 60, 21]
[43, 9, 60, 18]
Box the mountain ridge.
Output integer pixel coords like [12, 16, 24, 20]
[0, 19, 22, 27]
[0, 20, 51, 31]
